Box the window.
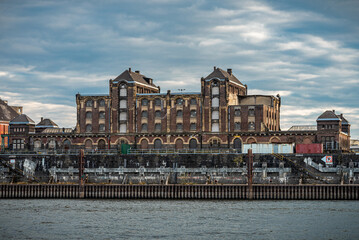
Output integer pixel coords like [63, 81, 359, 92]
[234, 122, 241, 130]
[212, 110, 219, 120]
[120, 112, 127, 120]
[176, 98, 183, 105]
[141, 99, 148, 106]
[212, 86, 219, 95]
[212, 97, 219, 107]
[234, 108, 241, 116]
[99, 99, 106, 107]
[155, 98, 161, 106]
[154, 139, 162, 149]
[189, 139, 197, 149]
[120, 100, 127, 108]
[190, 123, 196, 131]
[249, 107, 255, 116]
[99, 124, 105, 132]
[119, 84, 127, 96]
[141, 123, 148, 132]
[99, 111, 105, 119]
[155, 110, 161, 118]
[190, 98, 197, 105]
[142, 111, 148, 118]
[155, 123, 161, 132]
[86, 124, 92, 132]
[249, 122, 255, 130]
[86, 100, 93, 107]
[119, 123, 127, 133]
[176, 123, 183, 132]
[86, 112, 92, 119]
[177, 110, 183, 117]
[190, 110, 196, 118]
[13, 139, 24, 150]
[212, 123, 219, 132]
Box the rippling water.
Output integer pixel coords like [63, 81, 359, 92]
[0, 200, 358, 239]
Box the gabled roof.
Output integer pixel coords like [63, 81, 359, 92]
[0, 99, 20, 122]
[10, 114, 35, 125]
[317, 110, 340, 121]
[338, 115, 349, 125]
[204, 67, 244, 86]
[36, 118, 58, 128]
[114, 69, 157, 87]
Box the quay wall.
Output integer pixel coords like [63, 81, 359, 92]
[0, 184, 358, 200]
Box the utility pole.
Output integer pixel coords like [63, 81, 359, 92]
[247, 149, 253, 200]
[79, 149, 85, 198]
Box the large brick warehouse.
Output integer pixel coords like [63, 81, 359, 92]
[4, 67, 351, 152]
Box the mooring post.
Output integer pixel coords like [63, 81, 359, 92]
[247, 149, 253, 200]
[79, 149, 85, 198]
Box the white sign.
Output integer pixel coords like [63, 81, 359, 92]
[321, 156, 333, 165]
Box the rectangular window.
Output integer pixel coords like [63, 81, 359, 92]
[234, 122, 241, 130]
[190, 123, 196, 131]
[249, 107, 255, 116]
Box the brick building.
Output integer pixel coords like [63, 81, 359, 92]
[5, 67, 351, 152]
[0, 99, 22, 150]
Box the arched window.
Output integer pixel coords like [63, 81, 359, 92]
[140, 139, 148, 149]
[119, 84, 127, 96]
[155, 110, 161, 118]
[176, 110, 183, 117]
[234, 108, 241, 116]
[86, 112, 92, 119]
[86, 100, 93, 107]
[190, 98, 197, 105]
[63, 139, 71, 150]
[99, 99, 106, 107]
[175, 139, 183, 150]
[99, 111, 105, 119]
[233, 138, 242, 153]
[154, 139, 162, 149]
[155, 123, 161, 132]
[176, 98, 183, 105]
[85, 139, 92, 149]
[141, 123, 148, 132]
[189, 139, 197, 149]
[34, 140, 41, 150]
[98, 139, 106, 149]
[154, 98, 161, 106]
[210, 138, 220, 148]
[141, 99, 148, 106]
[249, 122, 255, 130]
[86, 124, 92, 132]
[190, 110, 196, 117]
[249, 107, 255, 116]
[212, 82, 219, 95]
[99, 124, 105, 132]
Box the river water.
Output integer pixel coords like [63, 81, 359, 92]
[0, 200, 358, 239]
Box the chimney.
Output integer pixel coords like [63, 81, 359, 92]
[214, 66, 216, 70]
[340, 113, 343, 118]
[41, 117, 43, 122]
[129, 68, 132, 72]
[135, 70, 140, 74]
[227, 68, 232, 75]
[333, 110, 335, 113]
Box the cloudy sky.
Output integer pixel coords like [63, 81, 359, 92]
[1, 0, 358, 139]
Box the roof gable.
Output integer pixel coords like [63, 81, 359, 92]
[114, 69, 156, 87]
[0, 99, 20, 122]
[36, 118, 58, 128]
[204, 67, 244, 85]
[10, 114, 35, 124]
[317, 110, 340, 121]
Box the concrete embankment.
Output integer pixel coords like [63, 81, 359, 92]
[1, 184, 358, 200]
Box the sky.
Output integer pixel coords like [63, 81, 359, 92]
[0, 0, 358, 139]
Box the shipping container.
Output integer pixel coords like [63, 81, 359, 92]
[243, 143, 295, 154]
[295, 143, 323, 154]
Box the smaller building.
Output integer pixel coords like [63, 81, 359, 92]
[0, 99, 21, 150]
[9, 114, 35, 150]
[36, 117, 59, 133]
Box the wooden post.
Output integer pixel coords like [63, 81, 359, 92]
[79, 149, 85, 198]
[247, 149, 253, 200]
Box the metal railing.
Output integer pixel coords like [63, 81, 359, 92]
[127, 148, 242, 155]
